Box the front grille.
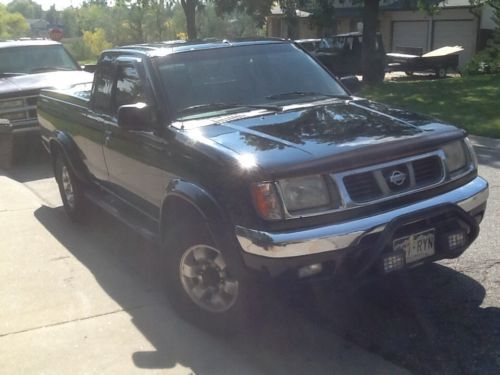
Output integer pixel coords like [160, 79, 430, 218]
[413, 156, 443, 186]
[344, 172, 383, 202]
[0, 95, 38, 123]
[341, 154, 444, 204]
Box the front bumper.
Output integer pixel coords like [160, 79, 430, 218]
[236, 176, 488, 273]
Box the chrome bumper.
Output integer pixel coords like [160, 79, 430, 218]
[236, 176, 489, 258]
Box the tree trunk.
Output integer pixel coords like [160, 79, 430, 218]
[361, 0, 383, 84]
[181, 0, 197, 40]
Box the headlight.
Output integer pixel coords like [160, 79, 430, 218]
[443, 140, 467, 173]
[251, 175, 335, 220]
[278, 175, 331, 213]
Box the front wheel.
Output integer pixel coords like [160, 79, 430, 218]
[54, 152, 87, 222]
[164, 223, 262, 334]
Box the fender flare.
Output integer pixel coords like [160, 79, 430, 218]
[49, 131, 91, 184]
[160, 179, 234, 250]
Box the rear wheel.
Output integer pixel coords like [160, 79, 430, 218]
[54, 152, 87, 222]
[164, 219, 262, 334]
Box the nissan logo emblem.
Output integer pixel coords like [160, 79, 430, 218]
[389, 170, 406, 186]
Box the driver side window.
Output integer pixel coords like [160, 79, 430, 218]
[114, 65, 145, 114]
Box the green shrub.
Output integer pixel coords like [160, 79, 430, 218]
[64, 39, 94, 63]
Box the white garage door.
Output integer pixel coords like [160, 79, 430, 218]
[392, 21, 429, 53]
[433, 20, 477, 67]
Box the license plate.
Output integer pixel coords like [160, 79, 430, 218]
[393, 229, 435, 264]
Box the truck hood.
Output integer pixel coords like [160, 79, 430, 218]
[0, 71, 93, 97]
[177, 99, 464, 178]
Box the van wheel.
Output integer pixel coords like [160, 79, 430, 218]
[54, 152, 87, 222]
[164, 221, 261, 335]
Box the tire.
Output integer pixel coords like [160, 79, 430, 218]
[405, 71, 414, 76]
[435, 67, 447, 79]
[54, 151, 87, 222]
[164, 219, 262, 335]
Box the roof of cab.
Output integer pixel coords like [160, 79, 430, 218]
[0, 39, 61, 49]
[110, 38, 289, 57]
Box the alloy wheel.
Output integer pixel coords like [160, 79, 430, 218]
[179, 244, 239, 313]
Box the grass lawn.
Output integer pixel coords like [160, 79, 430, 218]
[361, 74, 500, 139]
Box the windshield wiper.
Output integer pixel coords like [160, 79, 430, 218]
[30, 66, 74, 73]
[0, 72, 27, 78]
[266, 91, 349, 100]
[177, 102, 282, 116]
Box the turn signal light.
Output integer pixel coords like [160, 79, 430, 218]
[251, 182, 283, 220]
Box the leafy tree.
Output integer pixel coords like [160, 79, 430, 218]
[60, 7, 79, 38]
[308, 0, 336, 36]
[465, 0, 500, 73]
[6, 0, 42, 19]
[178, 0, 273, 40]
[45, 4, 58, 26]
[197, 5, 265, 38]
[83, 27, 113, 56]
[0, 4, 30, 39]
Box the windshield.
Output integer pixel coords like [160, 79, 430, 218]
[157, 43, 347, 119]
[0, 45, 80, 75]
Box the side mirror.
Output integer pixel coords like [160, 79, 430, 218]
[340, 75, 362, 95]
[82, 64, 97, 73]
[117, 103, 152, 131]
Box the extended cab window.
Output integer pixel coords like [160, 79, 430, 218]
[114, 65, 145, 111]
[92, 62, 114, 114]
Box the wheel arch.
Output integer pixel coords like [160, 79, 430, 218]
[160, 180, 235, 252]
[49, 131, 90, 184]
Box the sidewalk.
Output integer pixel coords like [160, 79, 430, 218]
[0, 173, 410, 374]
[469, 134, 500, 150]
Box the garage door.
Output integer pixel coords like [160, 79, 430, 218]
[433, 20, 477, 67]
[392, 21, 429, 53]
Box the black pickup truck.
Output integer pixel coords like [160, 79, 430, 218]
[0, 39, 93, 168]
[38, 39, 489, 331]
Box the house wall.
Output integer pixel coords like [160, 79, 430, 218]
[298, 19, 320, 38]
[380, 8, 479, 66]
[267, 16, 319, 39]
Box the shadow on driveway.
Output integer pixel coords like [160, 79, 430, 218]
[33, 203, 500, 374]
[290, 265, 500, 374]
[33, 204, 399, 374]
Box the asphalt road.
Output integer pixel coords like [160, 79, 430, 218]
[4, 136, 499, 374]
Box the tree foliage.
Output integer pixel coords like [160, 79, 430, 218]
[465, 0, 500, 74]
[6, 0, 42, 19]
[0, 4, 29, 39]
[83, 28, 113, 56]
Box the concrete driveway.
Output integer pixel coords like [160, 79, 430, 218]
[1, 136, 498, 374]
[0, 148, 408, 374]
